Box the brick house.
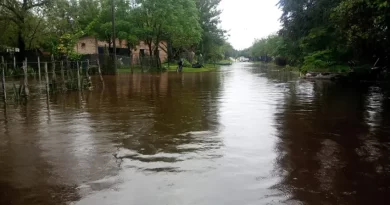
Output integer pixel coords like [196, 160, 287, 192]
[74, 36, 168, 63]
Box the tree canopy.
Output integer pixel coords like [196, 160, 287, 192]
[0, 0, 234, 66]
[245, 0, 390, 71]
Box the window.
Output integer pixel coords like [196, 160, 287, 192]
[81, 43, 86, 48]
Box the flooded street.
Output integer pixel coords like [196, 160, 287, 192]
[1, 63, 390, 205]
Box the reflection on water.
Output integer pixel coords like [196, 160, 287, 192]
[1, 63, 390, 205]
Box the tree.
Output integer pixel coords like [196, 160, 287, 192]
[132, 0, 202, 68]
[195, 0, 226, 62]
[0, 0, 49, 60]
[332, 0, 390, 65]
[221, 41, 236, 59]
[276, 0, 390, 70]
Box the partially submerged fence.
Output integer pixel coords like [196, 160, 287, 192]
[107, 54, 162, 72]
[0, 53, 167, 104]
[0, 55, 105, 104]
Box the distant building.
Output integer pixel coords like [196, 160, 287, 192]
[74, 36, 168, 63]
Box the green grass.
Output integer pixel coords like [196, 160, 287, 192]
[165, 64, 219, 73]
[117, 67, 143, 73]
[116, 64, 219, 73]
[253, 61, 350, 73]
[216, 59, 233, 65]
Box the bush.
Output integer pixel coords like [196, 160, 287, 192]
[182, 59, 192, 67]
[301, 50, 333, 73]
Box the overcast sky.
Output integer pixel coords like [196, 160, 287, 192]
[219, 0, 282, 50]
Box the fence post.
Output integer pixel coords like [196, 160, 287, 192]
[38, 56, 41, 83]
[1, 56, 6, 103]
[4, 59, 8, 78]
[97, 58, 105, 87]
[140, 57, 144, 73]
[86, 59, 90, 78]
[66, 58, 71, 81]
[51, 54, 56, 83]
[45, 62, 50, 94]
[77, 61, 81, 90]
[60, 61, 65, 90]
[13, 56, 16, 70]
[130, 55, 134, 74]
[22, 59, 29, 96]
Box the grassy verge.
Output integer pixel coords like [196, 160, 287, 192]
[116, 64, 219, 73]
[166, 64, 219, 73]
[216, 59, 233, 65]
[252, 61, 351, 74]
[117, 68, 142, 73]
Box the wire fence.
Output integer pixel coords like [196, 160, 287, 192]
[0, 56, 105, 104]
[0, 53, 166, 104]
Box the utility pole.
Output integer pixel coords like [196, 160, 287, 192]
[112, 0, 117, 72]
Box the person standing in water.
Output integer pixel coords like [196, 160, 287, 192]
[177, 59, 183, 72]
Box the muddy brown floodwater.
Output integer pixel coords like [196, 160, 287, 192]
[1, 63, 390, 205]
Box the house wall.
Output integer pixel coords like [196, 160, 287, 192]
[132, 41, 168, 63]
[96, 38, 128, 49]
[75, 36, 168, 63]
[74, 36, 98, 54]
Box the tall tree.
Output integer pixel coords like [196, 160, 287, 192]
[132, 0, 202, 68]
[195, 0, 226, 61]
[276, 0, 390, 69]
[332, 0, 390, 65]
[0, 0, 49, 60]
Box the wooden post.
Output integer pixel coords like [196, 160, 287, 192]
[97, 58, 105, 86]
[86, 59, 91, 88]
[51, 54, 56, 82]
[86, 59, 90, 78]
[77, 61, 81, 90]
[44, 62, 50, 94]
[23, 59, 29, 96]
[130, 55, 134, 74]
[140, 57, 144, 73]
[4, 59, 8, 78]
[60, 61, 65, 90]
[13, 56, 16, 70]
[66, 58, 71, 81]
[37, 56, 41, 83]
[1, 56, 6, 102]
[45, 62, 50, 112]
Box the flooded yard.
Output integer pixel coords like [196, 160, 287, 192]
[1, 63, 390, 205]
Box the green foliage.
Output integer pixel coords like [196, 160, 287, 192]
[182, 59, 192, 67]
[0, 0, 228, 72]
[217, 59, 233, 64]
[55, 33, 80, 56]
[165, 63, 218, 72]
[301, 50, 333, 73]
[251, 35, 284, 58]
[0, 0, 49, 58]
[132, 0, 202, 47]
[196, 0, 227, 61]
[222, 42, 238, 59]
[238, 48, 251, 58]
[240, 0, 390, 72]
[128, 0, 202, 68]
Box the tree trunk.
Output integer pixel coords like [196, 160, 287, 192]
[17, 31, 26, 62]
[108, 39, 112, 53]
[148, 43, 152, 57]
[154, 47, 161, 70]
